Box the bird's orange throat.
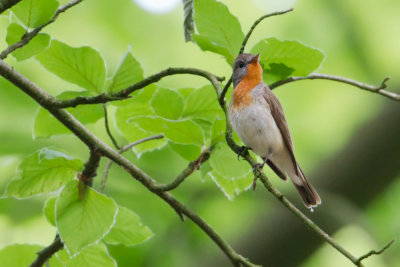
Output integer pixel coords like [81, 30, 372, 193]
[232, 61, 263, 110]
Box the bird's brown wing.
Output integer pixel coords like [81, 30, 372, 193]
[263, 84, 300, 176]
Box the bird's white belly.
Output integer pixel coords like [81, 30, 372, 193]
[230, 104, 284, 158]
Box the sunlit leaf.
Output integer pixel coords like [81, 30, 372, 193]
[12, 0, 58, 28]
[36, 40, 106, 92]
[207, 142, 252, 199]
[115, 85, 168, 155]
[67, 243, 116, 267]
[193, 0, 244, 63]
[33, 91, 104, 138]
[104, 206, 153, 246]
[56, 180, 117, 255]
[251, 38, 325, 84]
[6, 148, 83, 198]
[108, 51, 143, 93]
[169, 142, 201, 161]
[211, 118, 226, 145]
[130, 116, 205, 146]
[208, 170, 252, 200]
[43, 196, 56, 226]
[182, 85, 222, 121]
[0, 244, 42, 267]
[150, 88, 184, 120]
[6, 23, 50, 61]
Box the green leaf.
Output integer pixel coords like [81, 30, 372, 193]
[36, 40, 106, 92]
[115, 85, 168, 155]
[108, 51, 143, 93]
[208, 170, 252, 200]
[6, 23, 50, 61]
[211, 118, 226, 145]
[208, 143, 252, 199]
[44, 196, 56, 226]
[193, 0, 244, 63]
[182, 85, 223, 121]
[0, 244, 43, 267]
[130, 116, 205, 146]
[56, 180, 117, 255]
[6, 148, 83, 198]
[33, 91, 104, 138]
[67, 243, 116, 267]
[150, 88, 184, 120]
[12, 0, 58, 28]
[170, 142, 201, 161]
[251, 38, 325, 84]
[104, 206, 153, 246]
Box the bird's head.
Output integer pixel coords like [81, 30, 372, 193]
[232, 53, 262, 88]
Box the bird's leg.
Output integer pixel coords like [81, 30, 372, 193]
[252, 152, 271, 190]
[237, 146, 251, 160]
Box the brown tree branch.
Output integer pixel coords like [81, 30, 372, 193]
[0, 59, 257, 267]
[29, 235, 63, 267]
[103, 104, 120, 150]
[153, 146, 213, 192]
[269, 74, 398, 101]
[0, 0, 82, 60]
[355, 240, 395, 265]
[52, 68, 224, 108]
[0, 0, 21, 14]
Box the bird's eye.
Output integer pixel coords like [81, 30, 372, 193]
[238, 61, 245, 68]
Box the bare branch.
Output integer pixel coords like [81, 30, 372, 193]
[269, 73, 398, 101]
[0, 0, 83, 60]
[78, 149, 102, 187]
[30, 235, 63, 267]
[239, 8, 294, 55]
[52, 68, 224, 108]
[103, 104, 120, 150]
[0, 0, 21, 14]
[153, 146, 212, 192]
[120, 135, 164, 152]
[99, 134, 164, 193]
[356, 240, 395, 265]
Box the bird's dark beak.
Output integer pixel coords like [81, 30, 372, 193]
[251, 53, 260, 63]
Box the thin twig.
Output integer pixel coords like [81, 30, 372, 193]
[219, 9, 293, 105]
[0, 0, 82, 60]
[355, 240, 395, 265]
[239, 8, 294, 54]
[52, 68, 224, 108]
[99, 134, 164, 193]
[269, 74, 398, 101]
[30, 235, 63, 267]
[103, 104, 120, 149]
[120, 135, 164, 152]
[153, 146, 212, 192]
[78, 149, 101, 187]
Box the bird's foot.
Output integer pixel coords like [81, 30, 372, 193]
[237, 146, 251, 160]
[251, 162, 264, 190]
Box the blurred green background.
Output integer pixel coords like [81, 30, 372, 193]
[0, 0, 399, 266]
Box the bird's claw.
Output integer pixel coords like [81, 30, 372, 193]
[251, 163, 264, 190]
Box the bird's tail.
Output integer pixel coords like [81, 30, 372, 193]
[292, 167, 321, 209]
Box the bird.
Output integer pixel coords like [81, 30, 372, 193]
[229, 53, 321, 209]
